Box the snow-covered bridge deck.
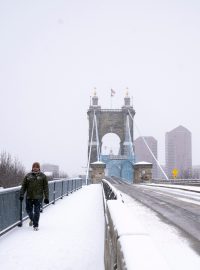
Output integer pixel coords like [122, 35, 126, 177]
[0, 185, 104, 270]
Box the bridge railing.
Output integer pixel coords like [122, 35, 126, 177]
[102, 179, 124, 201]
[151, 179, 200, 186]
[102, 179, 124, 270]
[0, 177, 83, 237]
[102, 179, 169, 270]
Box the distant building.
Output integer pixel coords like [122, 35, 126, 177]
[192, 165, 200, 179]
[134, 136, 158, 179]
[41, 163, 59, 178]
[165, 125, 192, 178]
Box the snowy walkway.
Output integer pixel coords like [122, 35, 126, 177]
[0, 185, 105, 270]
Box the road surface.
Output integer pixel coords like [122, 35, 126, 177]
[106, 177, 200, 255]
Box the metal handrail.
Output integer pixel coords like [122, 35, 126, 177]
[151, 179, 200, 185]
[0, 178, 84, 237]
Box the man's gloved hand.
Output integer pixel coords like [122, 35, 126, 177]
[19, 196, 24, 201]
[44, 198, 49, 204]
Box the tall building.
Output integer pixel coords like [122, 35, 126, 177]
[134, 136, 158, 179]
[165, 125, 192, 178]
[41, 163, 59, 178]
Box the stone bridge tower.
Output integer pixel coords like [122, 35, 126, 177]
[87, 91, 135, 163]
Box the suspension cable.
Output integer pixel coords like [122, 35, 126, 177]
[126, 115, 134, 158]
[86, 111, 95, 185]
[128, 110, 169, 180]
[94, 112, 100, 161]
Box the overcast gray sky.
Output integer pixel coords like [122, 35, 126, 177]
[0, 0, 200, 175]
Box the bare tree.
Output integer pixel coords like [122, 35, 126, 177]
[0, 151, 25, 188]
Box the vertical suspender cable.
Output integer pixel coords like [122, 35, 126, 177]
[86, 111, 95, 185]
[128, 110, 169, 180]
[126, 115, 134, 158]
[94, 112, 100, 161]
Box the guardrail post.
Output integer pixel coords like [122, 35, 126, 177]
[18, 200, 23, 227]
[53, 181, 56, 204]
[75, 179, 77, 191]
[66, 180, 69, 196]
[61, 180, 64, 199]
[71, 180, 74, 193]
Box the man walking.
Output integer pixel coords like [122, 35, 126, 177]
[19, 162, 49, 231]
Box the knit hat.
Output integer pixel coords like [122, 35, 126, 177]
[32, 162, 40, 169]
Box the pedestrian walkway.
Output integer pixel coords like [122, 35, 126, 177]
[0, 184, 105, 270]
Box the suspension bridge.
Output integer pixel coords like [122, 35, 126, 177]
[86, 91, 168, 185]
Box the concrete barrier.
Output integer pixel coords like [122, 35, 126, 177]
[117, 235, 170, 270]
[104, 199, 170, 270]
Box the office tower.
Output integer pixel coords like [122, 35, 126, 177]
[165, 125, 192, 178]
[134, 136, 158, 179]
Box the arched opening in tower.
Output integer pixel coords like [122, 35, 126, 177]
[101, 133, 120, 155]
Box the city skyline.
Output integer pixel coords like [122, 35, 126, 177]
[134, 125, 193, 167]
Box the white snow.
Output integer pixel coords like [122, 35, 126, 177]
[107, 200, 147, 236]
[107, 200, 170, 270]
[119, 235, 170, 270]
[134, 161, 152, 165]
[0, 186, 20, 193]
[91, 161, 106, 165]
[0, 185, 105, 270]
[121, 191, 200, 270]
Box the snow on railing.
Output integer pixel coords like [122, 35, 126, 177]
[0, 186, 20, 193]
[102, 179, 124, 202]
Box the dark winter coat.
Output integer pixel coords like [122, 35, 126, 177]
[20, 171, 49, 200]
